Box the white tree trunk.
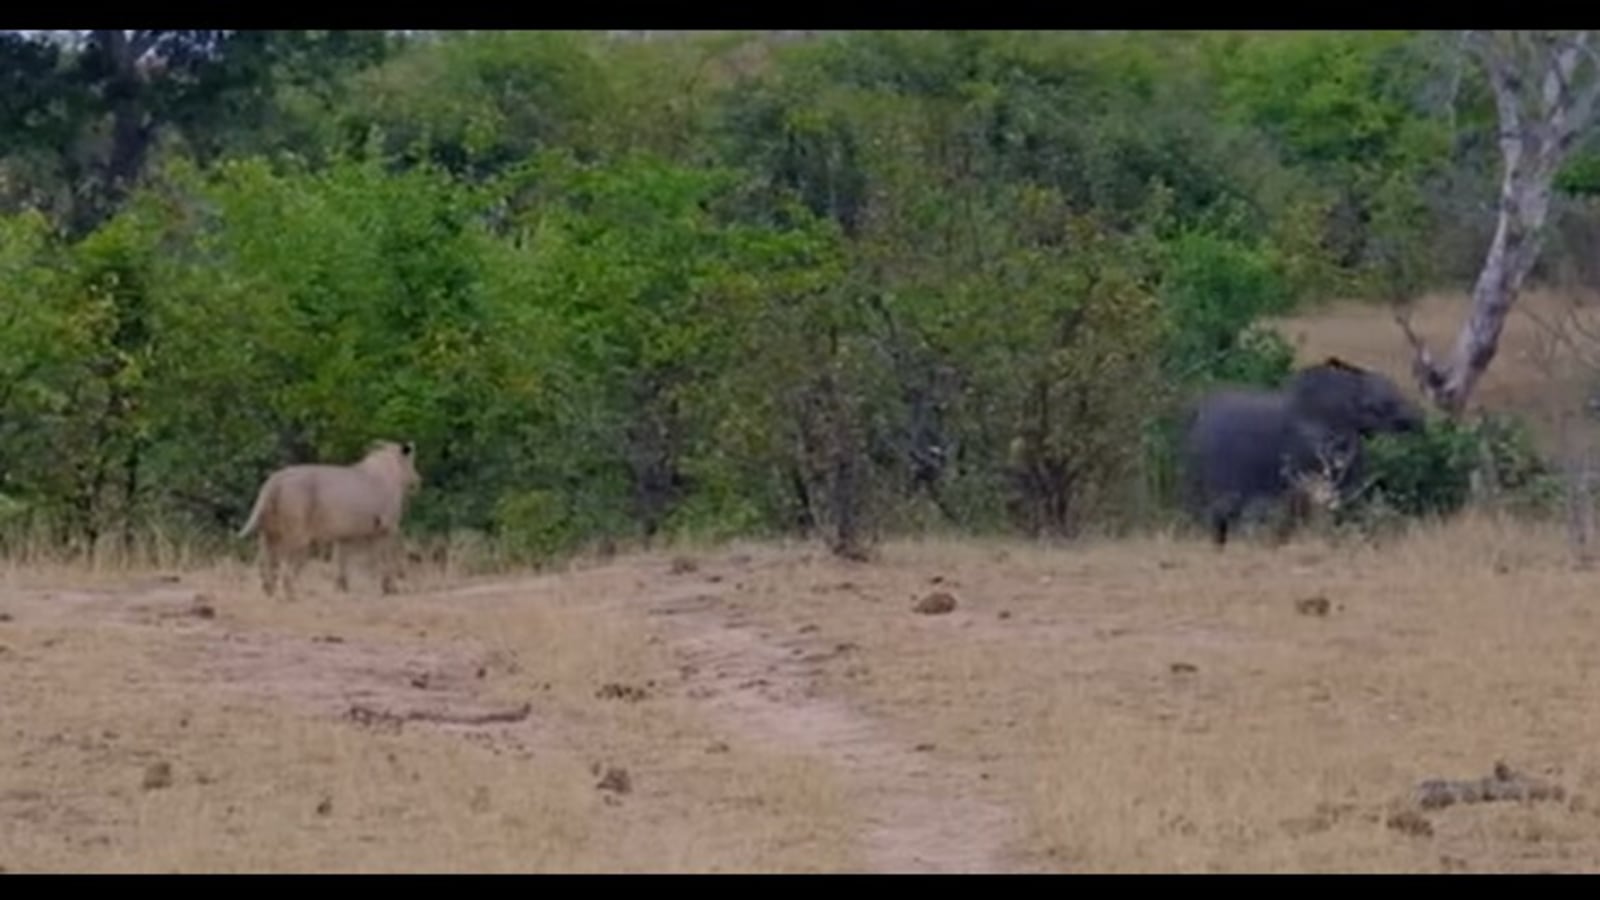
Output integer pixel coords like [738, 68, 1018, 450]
[1400, 31, 1600, 415]
[1441, 147, 1558, 408]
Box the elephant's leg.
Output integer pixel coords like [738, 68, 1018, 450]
[1207, 493, 1245, 547]
[1276, 492, 1307, 545]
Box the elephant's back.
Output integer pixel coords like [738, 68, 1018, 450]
[1185, 388, 1296, 492]
[1188, 389, 1289, 443]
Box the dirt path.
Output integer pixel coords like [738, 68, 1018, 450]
[643, 579, 1024, 874]
[3, 565, 1029, 872]
[4, 578, 554, 758]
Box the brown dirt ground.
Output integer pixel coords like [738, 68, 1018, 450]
[6, 510, 1600, 873]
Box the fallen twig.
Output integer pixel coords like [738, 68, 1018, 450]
[346, 701, 532, 729]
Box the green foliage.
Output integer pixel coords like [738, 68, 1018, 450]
[1156, 227, 1296, 386]
[483, 150, 844, 549]
[0, 30, 1546, 560]
[1361, 419, 1480, 517]
[1360, 414, 1555, 519]
[1555, 148, 1600, 198]
[1206, 30, 1456, 297]
[339, 32, 612, 178]
[0, 210, 82, 527]
[95, 154, 476, 533]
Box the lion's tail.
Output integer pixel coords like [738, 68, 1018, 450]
[238, 479, 273, 539]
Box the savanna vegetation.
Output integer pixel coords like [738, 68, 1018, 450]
[1, 30, 1593, 565]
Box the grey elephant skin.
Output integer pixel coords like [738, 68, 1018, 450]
[1182, 357, 1426, 546]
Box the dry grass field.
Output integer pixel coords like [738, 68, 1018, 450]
[5, 515, 1600, 873]
[5, 291, 1600, 873]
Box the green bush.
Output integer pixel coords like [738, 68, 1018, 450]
[1157, 229, 1296, 388]
[1360, 414, 1556, 518]
[491, 489, 591, 563]
[0, 30, 1522, 561]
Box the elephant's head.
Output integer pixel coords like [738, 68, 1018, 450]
[1287, 357, 1426, 438]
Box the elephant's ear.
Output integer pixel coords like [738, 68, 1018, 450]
[1289, 363, 1365, 431]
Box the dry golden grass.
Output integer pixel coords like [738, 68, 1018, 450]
[0, 555, 863, 873]
[634, 516, 1600, 873]
[6, 512, 1600, 872]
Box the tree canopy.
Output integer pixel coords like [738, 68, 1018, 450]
[0, 30, 1582, 560]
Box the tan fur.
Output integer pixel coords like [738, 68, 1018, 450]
[238, 440, 422, 600]
[1278, 450, 1348, 543]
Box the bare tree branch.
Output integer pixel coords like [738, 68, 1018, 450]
[1475, 36, 1527, 142]
[1514, 302, 1600, 372]
[1565, 314, 1600, 350]
[1442, 30, 1472, 139]
[1541, 35, 1571, 121]
[127, 30, 160, 63]
[1575, 35, 1600, 77]
[1391, 305, 1449, 404]
[1559, 37, 1600, 146]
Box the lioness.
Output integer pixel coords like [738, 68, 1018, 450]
[238, 440, 422, 600]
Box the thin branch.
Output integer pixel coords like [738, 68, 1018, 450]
[1514, 302, 1600, 373]
[1576, 36, 1600, 73]
[1435, 30, 1475, 142]
[1480, 45, 1528, 152]
[127, 30, 160, 63]
[1560, 72, 1600, 147]
[1462, 28, 1495, 59]
[1542, 38, 1571, 121]
[1560, 304, 1600, 351]
[1391, 305, 1448, 401]
[346, 702, 533, 729]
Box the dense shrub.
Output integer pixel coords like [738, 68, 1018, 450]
[1360, 414, 1557, 519]
[0, 29, 1544, 560]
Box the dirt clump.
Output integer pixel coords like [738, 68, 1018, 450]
[1386, 809, 1434, 837]
[596, 682, 651, 703]
[142, 761, 174, 791]
[1294, 595, 1331, 617]
[595, 766, 632, 795]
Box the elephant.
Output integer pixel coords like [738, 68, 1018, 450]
[1182, 357, 1426, 546]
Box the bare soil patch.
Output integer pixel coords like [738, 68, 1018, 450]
[0, 562, 863, 872]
